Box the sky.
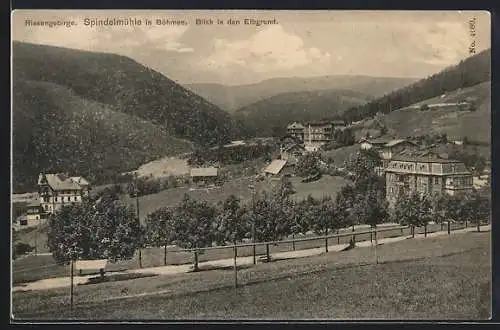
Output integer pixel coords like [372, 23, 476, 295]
[12, 10, 491, 86]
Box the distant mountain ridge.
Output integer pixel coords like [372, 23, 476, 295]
[12, 41, 233, 192]
[185, 75, 418, 112]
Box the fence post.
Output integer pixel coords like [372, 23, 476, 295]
[412, 226, 415, 238]
[233, 245, 238, 288]
[465, 220, 468, 228]
[400, 225, 403, 235]
[292, 234, 296, 251]
[164, 245, 167, 266]
[424, 223, 427, 238]
[370, 229, 373, 243]
[266, 243, 270, 262]
[253, 244, 256, 264]
[447, 221, 451, 235]
[70, 259, 74, 310]
[325, 236, 329, 253]
[337, 229, 340, 244]
[477, 221, 481, 232]
[138, 249, 142, 269]
[193, 249, 199, 271]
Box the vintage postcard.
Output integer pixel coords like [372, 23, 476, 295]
[11, 10, 491, 321]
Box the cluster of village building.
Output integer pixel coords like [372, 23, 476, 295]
[15, 120, 479, 229]
[281, 120, 476, 208]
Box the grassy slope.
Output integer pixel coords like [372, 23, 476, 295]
[123, 174, 349, 222]
[13, 79, 192, 192]
[12, 231, 491, 320]
[185, 75, 417, 113]
[353, 81, 491, 144]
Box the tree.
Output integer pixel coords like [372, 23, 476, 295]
[419, 194, 434, 236]
[295, 152, 321, 178]
[356, 189, 388, 230]
[289, 198, 311, 239]
[474, 156, 487, 175]
[393, 191, 422, 237]
[353, 189, 388, 263]
[145, 207, 176, 265]
[213, 195, 248, 246]
[311, 195, 337, 236]
[462, 191, 490, 231]
[172, 194, 216, 250]
[335, 184, 357, 231]
[348, 150, 381, 188]
[273, 175, 295, 199]
[47, 195, 143, 265]
[250, 190, 291, 243]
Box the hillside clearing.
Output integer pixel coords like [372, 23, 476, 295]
[353, 81, 491, 144]
[12, 231, 491, 320]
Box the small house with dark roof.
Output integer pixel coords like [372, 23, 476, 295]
[190, 167, 219, 187]
[38, 173, 91, 214]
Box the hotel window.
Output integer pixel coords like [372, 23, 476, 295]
[434, 177, 440, 184]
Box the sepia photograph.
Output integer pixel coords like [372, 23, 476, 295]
[10, 10, 492, 321]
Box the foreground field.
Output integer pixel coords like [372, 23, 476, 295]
[12, 231, 490, 320]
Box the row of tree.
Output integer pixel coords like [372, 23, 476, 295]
[393, 190, 490, 236]
[46, 150, 490, 266]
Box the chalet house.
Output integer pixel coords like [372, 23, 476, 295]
[14, 200, 47, 229]
[385, 156, 473, 208]
[304, 121, 333, 152]
[280, 143, 306, 165]
[359, 137, 392, 150]
[378, 139, 419, 167]
[26, 201, 46, 222]
[190, 167, 218, 187]
[359, 138, 420, 175]
[286, 122, 305, 142]
[38, 173, 91, 214]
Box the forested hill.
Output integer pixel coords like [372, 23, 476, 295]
[13, 41, 233, 147]
[233, 89, 370, 138]
[185, 75, 416, 113]
[342, 49, 491, 123]
[12, 41, 234, 192]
